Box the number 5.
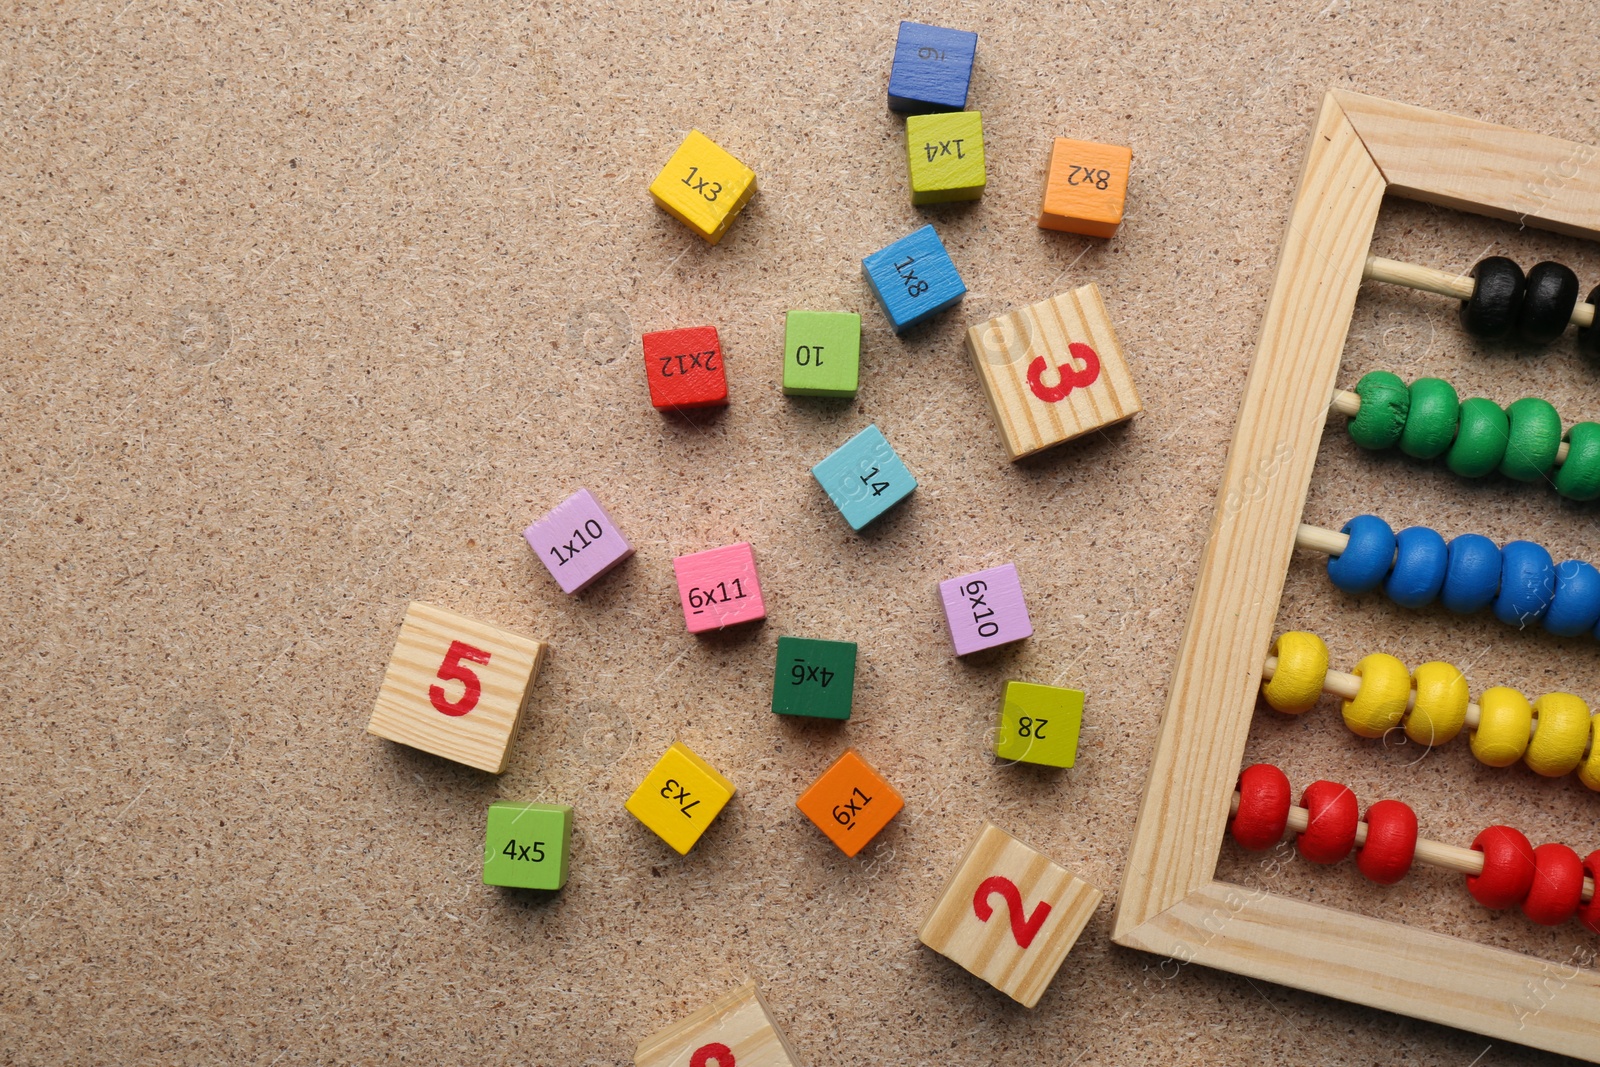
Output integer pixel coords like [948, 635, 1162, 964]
[430, 640, 491, 716]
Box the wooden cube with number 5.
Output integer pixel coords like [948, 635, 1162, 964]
[919, 822, 1102, 1008]
[367, 602, 547, 774]
[995, 681, 1083, 768]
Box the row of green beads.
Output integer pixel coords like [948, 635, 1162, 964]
[1347, 371, 1600, 500]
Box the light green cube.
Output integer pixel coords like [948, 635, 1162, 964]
[994, 681, 1083, 768]
[482, 801, 572, 890]
[906, 111, 985, 205]
[782, 311, 861, 397]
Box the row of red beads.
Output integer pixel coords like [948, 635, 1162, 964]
[1231, 763, 1600, 933]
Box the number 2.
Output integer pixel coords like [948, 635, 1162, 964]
[973, 875, 1052, 948]
[429, 640, 491, 716]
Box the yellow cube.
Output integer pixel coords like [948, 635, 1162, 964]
[648, 129, 757, 244]
[624, 741, 736, 854]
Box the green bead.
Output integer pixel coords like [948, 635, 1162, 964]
[1446, 397, 1509, 478]
[1501, 396, 1562, 482]
[1398, 377, 1459, 459]
[1348, 371, 1409, 450]
[1555, 422, 1600, 501]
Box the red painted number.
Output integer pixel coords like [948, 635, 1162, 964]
[429, 640, 491, 717]
[690, 1043, 734, 1067]
[1026, 341, 1101, 403]
[973, 875, 1053, 949]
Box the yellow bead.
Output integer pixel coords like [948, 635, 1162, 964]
[1577, 715, 1600, 792]
[1469, 686, 1532, 767]
[1406, 661, 1468, 746]
[1260, 631, 1328, 715]
[1526, 693, 1591, 777]
[1341, 652, 1409, 738]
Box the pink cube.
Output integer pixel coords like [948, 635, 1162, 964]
[939, 563, 1032, 655]
[525, 488, 634, 594]
[672, 542, 766, 632]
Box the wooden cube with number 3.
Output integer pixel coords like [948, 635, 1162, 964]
[367, 601, 547, 774]
[634, 981, 804, 1067]
[918, 822, 1102, 1008]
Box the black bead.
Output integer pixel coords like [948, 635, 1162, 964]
[1517, 261, 1580, 345]
[1459, 256, 1524, 340]
[1577, 285, 1600, 361]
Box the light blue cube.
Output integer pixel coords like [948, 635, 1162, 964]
[861, 225, 966, 334]
[811, 424, 917, 530]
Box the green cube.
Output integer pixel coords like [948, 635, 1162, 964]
[482, 802, 572, 890]
[771, 636, 857, 719]
[782, 311, 861, 397]
[906, 111, 986, 205]
[994, 681, 1083, 768]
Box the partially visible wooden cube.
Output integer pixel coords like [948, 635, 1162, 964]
[1038, 136, 1132, 238]
[918, 822, 1102, 1008]
[649, 129, 758, 244]
[635, 981, 804, 1067]
[964, 284, 1142, 460]
[367, 602, 546, 774]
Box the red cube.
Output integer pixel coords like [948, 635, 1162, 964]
[641, 325, 728, 410]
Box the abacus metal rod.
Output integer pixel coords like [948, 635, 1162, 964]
[1326, 387, 1575, 466]
[1227, 791, 1597, 902]
[1364, 255, 1598, 330]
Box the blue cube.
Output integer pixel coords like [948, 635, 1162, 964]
[862, 225, 966, 334]
[887, 21, 978, 114]
[812, 424, 917, 531]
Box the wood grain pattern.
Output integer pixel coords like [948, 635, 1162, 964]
[635, 981, 804, 1067]
[1110, 89, 1600, 1062]
[918, 822, 1101, 1009]
[963, 283, 1141, 460]
[366, 601, 546, 774]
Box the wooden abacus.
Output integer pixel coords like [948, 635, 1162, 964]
[1112, 90, 1600, 1060]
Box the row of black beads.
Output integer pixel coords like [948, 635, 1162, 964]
[1460, 256, 1600, 352]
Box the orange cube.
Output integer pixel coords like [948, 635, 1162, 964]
[795, 748, 903, 857]
[1038, 137, 1132, 239]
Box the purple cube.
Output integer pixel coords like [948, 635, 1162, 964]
[939, 563, 1032, 655]
[525, 488, 634, 594]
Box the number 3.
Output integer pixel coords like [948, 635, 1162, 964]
[973, 875, 1053, 948]
[1027, 341, 1101, 403]
[429, 640, 491, 717]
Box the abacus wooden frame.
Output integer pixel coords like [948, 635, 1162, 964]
[1111, 90, 1600, 1060]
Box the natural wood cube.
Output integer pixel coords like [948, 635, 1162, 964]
[635, 981, 804, 1067]
[963, 283, 1142, 460]
[918, 822, 1102, 1008]
[366, 601, 546, 774]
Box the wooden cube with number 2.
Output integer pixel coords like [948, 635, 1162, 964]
[367, 601, 546, 774]
[919, 822, 1102, 1007]
[634, 981, 804, 1067]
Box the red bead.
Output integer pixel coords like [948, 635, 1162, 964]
[1578, 851, 1600, 936]
[642, 326, 728, 410]
[1296, 780, 1359, 864]
[1355, 799, 1417, 885]
[1466, 825, 1537, 909]
[1522, 843, 1585, 926]
[1231, 764, 1291, 851]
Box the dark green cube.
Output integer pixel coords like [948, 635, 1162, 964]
[771, 636, 857, 720]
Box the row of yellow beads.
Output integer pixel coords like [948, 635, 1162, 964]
[1260, 630, 1600, 789]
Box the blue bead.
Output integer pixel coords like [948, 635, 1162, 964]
[1441, 533, 1501, 613]
[887, 22, 978, 114]
[861, 225, 966, 334]
[1546, 559, 1600, 637]
[1326, 515, 1395, 594]
[1384, 526, 1448, 609]
[1495, 540, 1555, 628]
